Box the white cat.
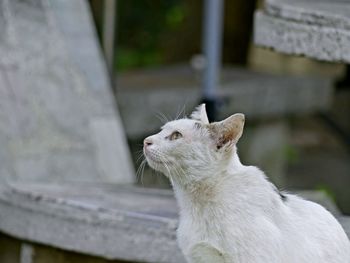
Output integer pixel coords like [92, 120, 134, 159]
[143, 104, 350, 263]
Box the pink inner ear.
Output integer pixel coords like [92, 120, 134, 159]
[217, 130, 234, 149]
[216, 123, 243, 149]
[209, 114, 244, 149]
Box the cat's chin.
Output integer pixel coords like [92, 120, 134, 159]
[145, 157, 160, 170]
[145, 159, 170, 177]
[144, 153, 171, 173]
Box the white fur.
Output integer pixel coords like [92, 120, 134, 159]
[144, 104, 350, 263]
[190, 104, 209, 124]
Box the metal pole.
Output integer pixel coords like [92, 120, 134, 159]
[103, 0, 116, 74]
[202, 0, 224, 121]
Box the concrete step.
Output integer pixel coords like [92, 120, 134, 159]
[0, 183, 348, 263]
[254, 0, 350, 63]
[0, 183, 184, 263]
[116, 66, 333, 139]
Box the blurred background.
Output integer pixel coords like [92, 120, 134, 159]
[89, 0, 349, 213]
[0, 0, 349, 262]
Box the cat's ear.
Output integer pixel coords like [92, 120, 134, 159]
[209, 113, 245, 149]
[190, 104, 209, 124]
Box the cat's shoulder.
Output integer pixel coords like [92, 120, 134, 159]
[231, 164, 269, 185]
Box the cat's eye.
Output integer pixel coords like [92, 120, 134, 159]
[169, 131, 182, 141]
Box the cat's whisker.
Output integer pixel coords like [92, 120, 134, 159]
[140, 160, 147, 186]
[163, 160, 172, 178]
[135, 160, 143, 180]
[134, 148, 144, 153]
[154, 152, 175, 179]
[136, 159, 147, 184]
[181, 104, 187, 119]
[179, 165, 186, 176]
[173, 164, 183, 176]
[170, 163, 186, 183]
[135, 151, 146, 164]
[155, 111, 170, 124]
[175, 103, 187, 120]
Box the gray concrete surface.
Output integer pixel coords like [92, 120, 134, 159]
[117, 66, 332, 139]
[0, 183, 184, 263]
[339, 216, 350, 238]
[239, 121, 289, 188]
[254, 0, 350, 63]
[288, 149, 350, 214]
[0, 0, 134, 183]
[0, 183, 348, 262]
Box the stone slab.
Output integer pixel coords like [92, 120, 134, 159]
[254, 0, 350, 63]
[266, 0, 350, 31]
[0, 0, 134, 183]
[0, 183, 347, 262]
[117, 67, 332, 139]
[0, 183, 184, 263]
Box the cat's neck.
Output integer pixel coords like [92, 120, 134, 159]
[171, 150, 285, 228]
[171, 152, 245, 207]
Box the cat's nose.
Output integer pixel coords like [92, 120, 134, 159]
[144, 137, 153, 147]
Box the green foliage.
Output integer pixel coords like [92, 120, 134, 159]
[284, 145, 299, 164]
[116, 48, 162, 70]
[316, 184, 336, 203]
[116, 0, 186, 71]
[166, 4, 186, 29]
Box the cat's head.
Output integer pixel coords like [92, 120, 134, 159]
[143, 104, 245, 182]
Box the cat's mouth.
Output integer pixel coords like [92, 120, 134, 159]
[146, 154, 162, 164]
[144, 149, 172, 166]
